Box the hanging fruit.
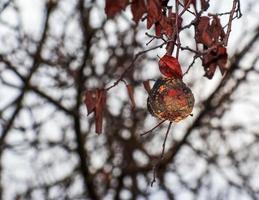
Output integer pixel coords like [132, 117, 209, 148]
[147, 55, 194, 122]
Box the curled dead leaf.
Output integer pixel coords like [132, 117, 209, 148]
[159, 55, 183, 79]
[126, 84, 136, 109]
[84, 89, 107, 134]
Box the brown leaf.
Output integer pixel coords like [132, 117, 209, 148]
[195, 16, 210, 45]
[105, 0, 129, 17]
[159, 15, 173, 36]
[143, 80, 151, 93]
[204, 63, 217, 79]
[200, 0, 209, 10]
[196, 16, 225, 47]
[155, 22, 162, 37]
[84, 89, 107, 134]
[147, 0, 162, 29]
[209, 16, 225, 43]
[126, 84, 136, 109]
[201, 31, 213, 47]
[95, 89, 107, 134]
[84, 90, 98, 115]
[216, 46, 228, 75]
[202, 45, 228, 79]
[131, 0, 146, 23]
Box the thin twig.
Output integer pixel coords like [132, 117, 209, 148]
[161, 122, 172, 158]
[175, 0, 180, 59]
[224, 0, 238, 46]
[140, 120, 166, 136]
[150, 122, 172, 186]
[183, 55, 199, 76]
[105, 42, 166, 91]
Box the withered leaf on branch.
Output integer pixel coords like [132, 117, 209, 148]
[131, 0, 146, 23]
[202, 45, 228, 79]
[143, 80, 151, 93]
[84, 89, 107, 134]
[147, 0, 162, 29]
[200, 0, 210, 11]
[195, 15, 228, 79]
[84, 90, 99, 115]
[126, 84, 136, 109]
[105, 0, 175, 37]
[105, 0, 129, 17]
[209, 16, 226, 42]
[159, 55, 183, 79]
[158, 15, 174, 36]
[154, 8, 182, 37]
[95, 90, 106, 134]
[195, 16, 211, 46]
[196, 16, 225, 47]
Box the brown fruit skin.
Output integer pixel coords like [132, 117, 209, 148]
[147, 77, 194, 122]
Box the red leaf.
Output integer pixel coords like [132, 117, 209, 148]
[147, 0, 162, 29]
[84, 90, 98, 115]
[195, 16, 211, 45]
[95, 90, 106, 134]
[216, 46, 228, 75]
[200, 0, 209, 10]
[159, 15, 173, 36]
[105, 0, 129, 17]
[203, 62, 217, 79]
[126, 84, 136, 109]
[159, 55, 183, 79]
[84, 89, 107, 134]
[209, 16, 225, 42]
[201, 31, 213, 46]
[202, 45, 228, 79]
[196, 16, 225, 47]
[155, 22, 162, 37]
[131, 0, 146, 23]
[143, 80, 151, 93]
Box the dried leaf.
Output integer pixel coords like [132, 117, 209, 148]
[196, 16, 225, 47]
[95, 90, 107, 134]
[84, 90, 98, 115]
[203, 62, 217, 79]
[195, 16, 210, 45]
[147, 0, 162, 29]
[216, 46, 228, 74]
[200, 0, 209, 11]
[131, 0, 146, 23]
[84, 89, 107, 134]
[105, 0, 129, 17]
[201, 31, 213, 46]
[202, 45, 228, 79]
[155, 22, 162, 37]
[209, 16, 225, 43]
[143, 80, 151, 93]
[159, 15, 173, 36]
[159, 55, 183, 79]
[126, 84, 136, 109]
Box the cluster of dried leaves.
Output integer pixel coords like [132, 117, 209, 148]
[85, 0, 241, 134]
[195, 16, 228, 78]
